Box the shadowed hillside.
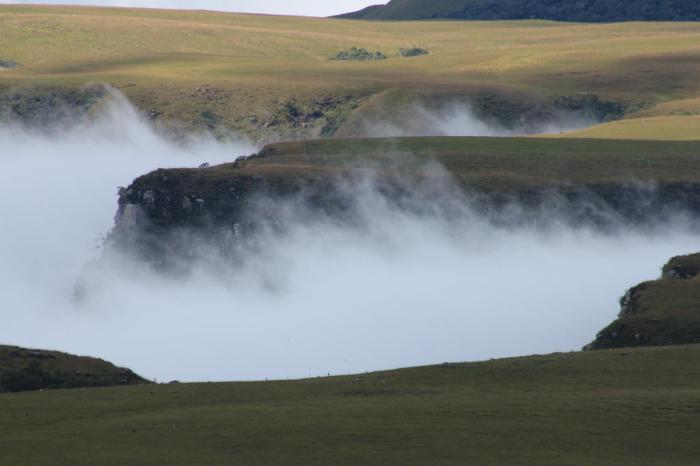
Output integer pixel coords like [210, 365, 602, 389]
[338, 0, 700, 22]
[0, 346, 149, 393]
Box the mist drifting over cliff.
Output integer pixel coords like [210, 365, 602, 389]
[1, 94, 698, 382]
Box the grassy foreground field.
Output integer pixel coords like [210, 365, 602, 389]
[2, 6, 700, 139]
[2, 345, 700, 465]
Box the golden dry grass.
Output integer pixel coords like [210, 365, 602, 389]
[2, 5, 700, 138]
[545, 116, 700, 140]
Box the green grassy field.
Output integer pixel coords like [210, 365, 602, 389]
[2, 345, 700, 465]
[2, 6, 700, 139]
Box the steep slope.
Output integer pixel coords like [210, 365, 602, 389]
[0, 346, 149, 393]
[338, 0, 700, 22]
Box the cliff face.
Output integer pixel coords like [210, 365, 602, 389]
[106, 138, 700, 271]
[109, 154, 357, 270]
[586, 254, 700, 350]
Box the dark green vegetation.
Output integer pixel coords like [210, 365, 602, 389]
[2, 345, 700, 465]
[399, 46, 429, 57]
[588, 254, 700, 350]
[339, 0, 700, 22]
[334, 47, 387, 61]
[333, 47, 430, 61]
[0, 59, 19, 69]
[0, 346, 148, 393]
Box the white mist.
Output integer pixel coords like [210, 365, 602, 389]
[0, 94, 696, 382]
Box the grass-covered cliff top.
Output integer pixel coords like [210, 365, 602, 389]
[114, 136, 700, 233]
[250, 137, 700, 190]
[589, 253, 700, 350]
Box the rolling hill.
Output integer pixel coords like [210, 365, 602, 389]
[2, 6, 700, 141]
[0, 345, 149, 393]
[338, 0, 700, 22]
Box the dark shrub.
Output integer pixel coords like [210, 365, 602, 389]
[334, 47, 387, 61]
[0, 60, 20, 69]
[399, 47, 429, 57]
[0, 361, 59, 392]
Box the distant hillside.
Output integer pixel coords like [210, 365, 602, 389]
[337, 0, 700, 22]
[0, 346, 149, 393]
[4, 6, 700, 143]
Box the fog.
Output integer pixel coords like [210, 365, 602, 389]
[352, 103, 595, 138]
[1, 94, 698, 382]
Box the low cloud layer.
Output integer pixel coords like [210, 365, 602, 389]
[352, 104, 595, 138]
[1, 94, 697, 382]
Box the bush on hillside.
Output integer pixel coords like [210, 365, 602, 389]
[399, 47, 429, 57]
[0, 60, 20, 69]
[334, 47, 387, 61]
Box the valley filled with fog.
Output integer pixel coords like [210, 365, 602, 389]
[2, 94, 698, 382]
